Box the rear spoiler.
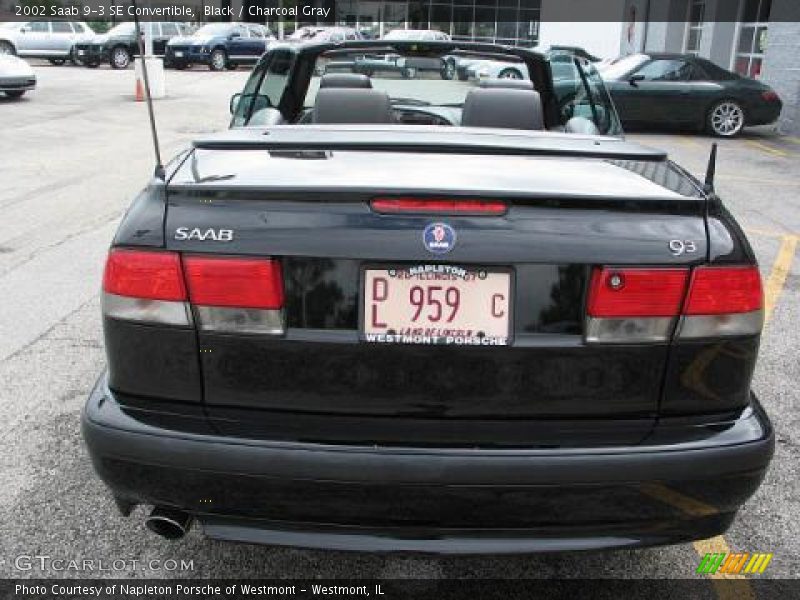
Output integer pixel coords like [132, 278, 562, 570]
[193, 126, 668, 161]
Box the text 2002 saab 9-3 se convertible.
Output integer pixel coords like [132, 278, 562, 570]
[82, 40, 773, 554]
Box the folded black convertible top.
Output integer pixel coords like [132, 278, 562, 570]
[193, 126, 668, 161]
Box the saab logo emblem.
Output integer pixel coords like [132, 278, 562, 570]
[423, 223, 456, 254]
[697, 552, 773, 575]
[174, 227, 234, 242]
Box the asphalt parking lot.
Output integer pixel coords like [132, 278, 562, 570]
[0, 62, 798, 588]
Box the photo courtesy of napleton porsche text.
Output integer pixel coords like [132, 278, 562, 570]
[1, 0, 799, 597]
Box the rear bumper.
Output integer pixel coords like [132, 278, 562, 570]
[748, 99, 783, 126]
[75, 45, 107, 64]
[165, 47, 209, 65]
[83, 374, 774, 553]
[0, 76, 35, 92]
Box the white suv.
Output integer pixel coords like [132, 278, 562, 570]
[0, 21, 95, 65]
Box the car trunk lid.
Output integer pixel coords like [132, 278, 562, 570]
[162, 145, 708, 444]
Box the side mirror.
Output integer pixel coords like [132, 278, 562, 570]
[20, 25, 31, 33]
[628, 74, 645, 86]
[229, 93, 242, 115]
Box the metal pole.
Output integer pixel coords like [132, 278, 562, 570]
[132, 0, 164, 179]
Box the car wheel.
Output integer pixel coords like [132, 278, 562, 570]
[209, 49, 227, 71]
[48, 58, 66, 66]
[401, 66, 417, 79]
[707, 100, 746, 137]
[498, 68, 523, 80]
[0, 41, 15, 56]
[441, 59, 456, 80]
[110, 46, 131, 69]
[5, 90, 25, 98]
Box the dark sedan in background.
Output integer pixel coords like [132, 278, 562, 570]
[165, 22, 275, 71]
[600, 53, 782, 137]
[75, 21, 190, 69]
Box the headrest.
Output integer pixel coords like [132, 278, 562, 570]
[564, 116, 600, 135]
[320, 73, 372, 89]
[461, 88, 544, 130]
[478, 78, 534, 90]
[313, 88, 393, 124]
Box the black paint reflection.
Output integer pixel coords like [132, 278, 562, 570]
[517, 264, 585, 334]
[285, 258, 359, 329]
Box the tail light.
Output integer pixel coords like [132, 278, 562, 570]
[183, 256, 284, 334]
[371, 197, 507, 215]
[587, 268, 688, 318]
[102, 249, 286, 334]
[761, 90, 779, 102]
[586, 265, 762, 343]
[684, 266, 762, 315]
[103, 249, 186, 301]
[182, 256, 284, 309]
[102, 249, 192, 326]
[678, 266, 763, 339]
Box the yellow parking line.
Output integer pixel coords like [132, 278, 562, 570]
[784, 136, 800, 145]
[640, 485, 752, 591]
[763, 235, 799, 323]
[678, 136, 702, 149]
[744, 139, 790, 158]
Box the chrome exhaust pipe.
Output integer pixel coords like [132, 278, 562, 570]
[145, 507, 193, 540]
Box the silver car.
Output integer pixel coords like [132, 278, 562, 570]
[0, 21, 95, 65]
[0, 53, 35, 98]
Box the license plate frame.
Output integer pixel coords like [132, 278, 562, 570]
[359, 263, 514, 346]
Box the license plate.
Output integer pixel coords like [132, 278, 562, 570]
[174, 51, 183, 57]
[363, 265, 511, 345]
[78, 50, 85, 55]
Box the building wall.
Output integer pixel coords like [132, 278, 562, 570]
[762, 20, 800, 133]
[538, 22, 624, 59]
[639, 0, 688, 55]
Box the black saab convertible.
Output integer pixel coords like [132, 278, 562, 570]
[82, 40, 773, 553]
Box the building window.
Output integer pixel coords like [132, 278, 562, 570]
[734, 0, 771, 79]
[684, 0, 705, 55]
[329, 0, 540, 47]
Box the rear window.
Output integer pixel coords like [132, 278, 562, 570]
[194, 23, 234, 37]
[235, 46, 621, 136]
[697, 59, 739, 80]
[304, 49, 533, 109]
